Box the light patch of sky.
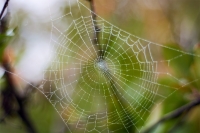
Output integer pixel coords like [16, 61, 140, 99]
[16, 39, 53, 82]
[0, 0, 77, 82]
[9, 0, 77, 17]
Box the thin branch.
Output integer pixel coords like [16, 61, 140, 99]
[2, 63, 37, 133]
[87, 0, 102, 56]
[0, 0, 10, 20]
[142, 98, 200, 133]
[168, 113, 188, 133]
[0, 2, 36, 130]
[86, 1, 134, 132]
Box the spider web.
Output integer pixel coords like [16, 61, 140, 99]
[37, 0, 200, 132]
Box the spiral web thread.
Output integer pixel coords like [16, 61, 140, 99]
[38, 0, 200, 132]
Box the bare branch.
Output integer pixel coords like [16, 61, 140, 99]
[0, 0, 10, 20]
[142, 98, 200, 133]
[2, 62, 37, 133]
[87, 0, 102, 56]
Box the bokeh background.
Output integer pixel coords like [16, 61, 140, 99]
[0, 0, 200, 132]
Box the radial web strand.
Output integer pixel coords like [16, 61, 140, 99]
[37, 0, 200, 132]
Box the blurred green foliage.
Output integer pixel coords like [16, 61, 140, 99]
[1, 0, 200, 133]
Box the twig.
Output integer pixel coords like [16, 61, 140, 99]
[87, 0, 102, 56]
[2, 63, 37, 133]
[87, 0, 130, 112]
[142, 98, 200, 133]
[86, 1, 134, 132]
[0, 0, 10, 33]
[0, 0, 10, 20]
[168, 113, 188, 133]
[0, 1, 38, 132]
[0, 1, 37, 130]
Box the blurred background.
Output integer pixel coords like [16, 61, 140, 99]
[0, 0, 200, 133]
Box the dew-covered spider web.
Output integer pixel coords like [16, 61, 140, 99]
[36, 0, 200, 132]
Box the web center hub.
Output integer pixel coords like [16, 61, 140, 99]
[95, 58, 108, 72]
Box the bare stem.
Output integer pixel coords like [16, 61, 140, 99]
[142, 98, 200, 133]
[0, 0, 10, 20]
[2, 63, 37, 133]
[87, 0, 102, 56]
